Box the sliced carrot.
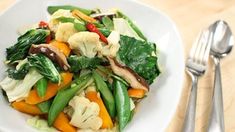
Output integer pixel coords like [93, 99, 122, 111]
[128, 88, 146, 98]
[50, 41, 71, 57]
[25, 72, 73, 104]
[72, 9, 97, 23]
[86, 91, 113, 129]
[12, 101, 43, 115]
[53, 112, 76, 132]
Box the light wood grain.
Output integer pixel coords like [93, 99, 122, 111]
[1, 0, 235, 132]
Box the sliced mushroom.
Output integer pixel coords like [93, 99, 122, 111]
[29, 44, 70, 71]
[90, 12, 116, 21]
[107, 57, 149, 91]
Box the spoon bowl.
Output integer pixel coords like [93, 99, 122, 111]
[210, 20, 234, 58]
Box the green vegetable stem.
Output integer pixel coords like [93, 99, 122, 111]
[113, 79, 131, 132]
[48, 73, 93, 126]
[93, 70, 116, 118]
[48, 5, 93, 15]
[36, 77, 48, 97]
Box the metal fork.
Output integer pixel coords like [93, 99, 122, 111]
[183, 29, 213, 132]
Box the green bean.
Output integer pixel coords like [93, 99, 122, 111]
[98, 28, 111, 37]
[37, 100, 52, 113]
[102, 16, 114, 30]
[93, 70, 116, 118]
[116, 11, 147, 41]
[48, 73, 93, 126]
[36, 78, 48, 97]
[48, 5, 92, 15]
[114, 79, 131, 131]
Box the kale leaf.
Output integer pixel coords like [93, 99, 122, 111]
[6, 29, 50, 62]
[68, 55, 103, 72]
[117, 35, 160, 84]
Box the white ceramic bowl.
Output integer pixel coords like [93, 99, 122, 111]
[0, 0, 184, 131]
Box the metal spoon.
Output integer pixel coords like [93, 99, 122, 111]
[209, 20, 234, 132]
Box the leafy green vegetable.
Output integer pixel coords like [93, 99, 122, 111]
[116, 11, 147, 41]
[47, 5, 93, 15]
[7, 63, 30, 80]
[6, 29, 50, 62]
[57, 17, 87, 31]
[28, 54, 61, 83]
[102, 16, 114, 30]
[37, 100, 52, 113]
[68, 55, 103, 72]
[117, 35, 160, 84]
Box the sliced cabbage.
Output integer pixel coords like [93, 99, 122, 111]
[113, 18, 143, 41]
[27, 116, 58, 132]
[0, 69, 43, 102]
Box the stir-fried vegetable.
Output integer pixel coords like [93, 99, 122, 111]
[36, 78, 48, 97]
[7, 63, 30, 80]
[37, 100, 52, 113]
[48, 73, 93, 126]
[28, 54, 61, 83]
[0, 5, 162, 132]
[116, 11, 147, 41]
[6, 29, 50, 62]
[68, 55, 103, 72]
[102, 16, 114, 30]
[118, 35, 160, 84]
[113, 79, 131, 131]
[48, 5, 93, 15]
[93, 71, 116, 118]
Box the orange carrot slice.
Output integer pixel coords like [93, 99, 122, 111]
[86, 91, 113, 129]
[50, 41, 71, 57]
[25, 72, 73, 104]
[53, 112, 76, 132]
[128, 88, 146, 98]
[12, 101, 43, 115]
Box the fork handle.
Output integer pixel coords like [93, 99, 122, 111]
[183, 74, 198, 132]
[212, 57, 225, 132]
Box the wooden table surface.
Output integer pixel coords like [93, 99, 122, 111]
[1, 0, 235, 132]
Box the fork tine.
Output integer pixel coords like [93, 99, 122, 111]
[197, 29, 210, 64]
[189, 30, 204, 60]
[202, 30, 213, 65]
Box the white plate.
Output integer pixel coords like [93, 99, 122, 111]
[0, 0, 184, 131]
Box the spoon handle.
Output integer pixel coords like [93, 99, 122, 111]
[212, 57, 225, 132]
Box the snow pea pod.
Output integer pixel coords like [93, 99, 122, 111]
[48, 73, 93, 126]
[114, 79, 131, 131]
[36, 77, 48, 97]
[93, 70, 116, 118]
[102, 16, 114, 30]
[47, 5, 92, 15]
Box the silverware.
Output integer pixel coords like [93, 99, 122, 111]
[209, 20, 234, 132]
[183, 29, 212, 132]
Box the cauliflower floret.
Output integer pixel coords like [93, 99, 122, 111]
[55, 22, 77, 42]
[49, 9, 74, 32]
[68, 32, 102, 58]
[101, 31, 120, 57]
[69, 96, 102, 130]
